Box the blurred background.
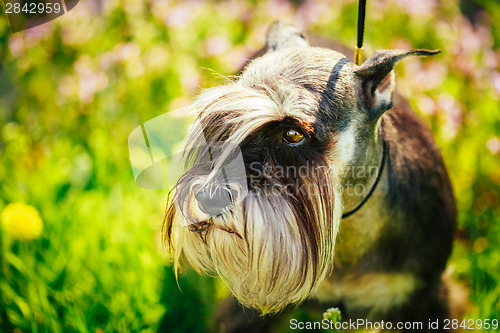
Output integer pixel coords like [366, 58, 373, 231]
[0, 0, 499, 332]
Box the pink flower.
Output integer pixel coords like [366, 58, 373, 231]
[224, 0, 252, 23]
[204, 36, 231, 57]
[483, 50, 498, 69]
[451, 17, 493, 58]
[298, 1, 327, 28]
[437, 94, 462, 139]
[267, 0, 293, 18]
[8, 34, 25, 57]
[417, 96, 436, 116]
[165, 4, 194, 28]
[396, 0, 437, 15]
[491, 72, 500, 96]
[25, 24, 53, 43]
[403, 60, 447, 92]
[487, 137, 500, 155]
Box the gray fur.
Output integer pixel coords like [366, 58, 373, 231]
[265, 21, 310, 51]
[164, 22, 456, 331]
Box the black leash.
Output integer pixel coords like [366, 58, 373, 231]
[340, 0, 373, 219]
[354, 0, 367, 65]
[342, 139, 387, 219]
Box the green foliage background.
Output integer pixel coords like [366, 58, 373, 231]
[0, 0, 499, 332]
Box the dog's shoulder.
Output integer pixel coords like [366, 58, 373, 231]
[379, 98, 456, 277]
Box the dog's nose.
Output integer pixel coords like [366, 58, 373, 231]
[195, 187, 233, 216]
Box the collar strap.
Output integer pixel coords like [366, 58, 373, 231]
[342, 139, 387, 219]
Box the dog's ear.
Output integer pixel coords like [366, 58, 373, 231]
[265, 21, 309, 52]
[354, 49, 440, 116]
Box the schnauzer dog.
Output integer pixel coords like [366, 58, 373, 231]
[163, 22, 456, 331]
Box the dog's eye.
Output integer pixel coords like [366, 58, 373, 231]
[283, 129, 305, 145]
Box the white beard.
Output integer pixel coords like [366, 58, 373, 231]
[164, 167, 343, 314]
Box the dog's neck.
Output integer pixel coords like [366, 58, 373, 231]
[341, 119, 385, 216]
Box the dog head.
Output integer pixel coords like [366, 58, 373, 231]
[163, 22, 438, 314]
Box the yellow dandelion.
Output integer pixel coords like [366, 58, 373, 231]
[1, 202, 43, 240]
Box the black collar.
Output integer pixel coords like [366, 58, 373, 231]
[341, 139, 387, 219]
